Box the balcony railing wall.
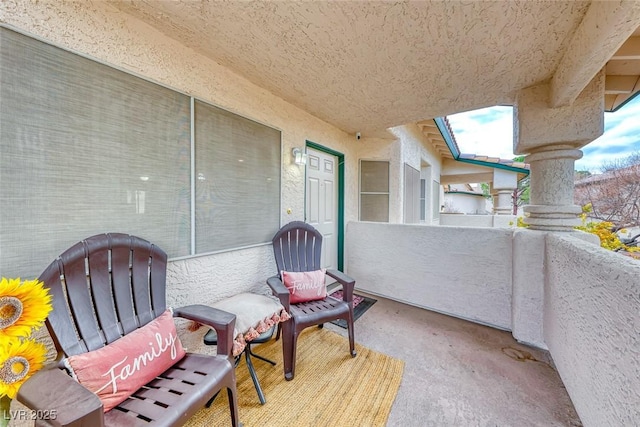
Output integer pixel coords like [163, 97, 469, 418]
[346, 221, 639, 426]
[346, 222, 513, 330]
[545, 233, 640, 426]
[440, 213, 516, 228]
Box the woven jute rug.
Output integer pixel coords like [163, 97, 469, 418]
[185, 328, 404, 427]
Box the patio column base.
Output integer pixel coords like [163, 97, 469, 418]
[523, 205, 582, 231]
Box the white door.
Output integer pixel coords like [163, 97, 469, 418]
[306, 147, 338, 270]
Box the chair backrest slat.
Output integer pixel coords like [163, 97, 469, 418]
[40, 261, 88, 356]
[85, 237, 121, 344]
[273, 234, 286, 273]
[149, 245, 167, 318]
[289, 229, 301, 270]
[272, 221, 322, 274]
[39, 233, 168, 357]
[280, 233, 293, 271]
[109, 235, 138, 335]
[131, 239, 154, 326]
[59, 244, 104, 352]
[296, 229, 307, 271]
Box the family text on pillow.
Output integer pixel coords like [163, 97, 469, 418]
[64, 309, 185, 412]
[281, 269, 327, 304]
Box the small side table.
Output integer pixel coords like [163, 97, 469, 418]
[204, 325, 276, 405]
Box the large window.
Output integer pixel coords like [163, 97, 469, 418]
[359, 160, 389, 222]
[194, 101, 281, 253]
[0, 27, 281, 278]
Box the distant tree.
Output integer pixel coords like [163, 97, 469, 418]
[511, 156, 529, 215]
[480, 182, 491, 198]
[574, 153, 640, 230]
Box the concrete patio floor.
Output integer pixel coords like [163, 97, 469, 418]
[324, 293, 582, 426]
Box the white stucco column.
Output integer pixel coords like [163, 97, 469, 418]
[514, 70, 605, 231]
[493, 190, 513, 215]
[492, 170, 518, 215]
[510, 71, 604, 348]
[511, 72, 604, 348]
[524, 146, 583, 230]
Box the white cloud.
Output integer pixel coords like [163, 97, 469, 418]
[447, 95, 640, 172]
[576, 95, 640, 172]
[447, 106, 515, 160]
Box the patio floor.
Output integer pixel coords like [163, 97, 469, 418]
[324, 292, 582, 426]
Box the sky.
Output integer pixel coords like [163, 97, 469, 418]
[447, 94, 640, 174]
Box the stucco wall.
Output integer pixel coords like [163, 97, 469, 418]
[0, 0, 368, 225]
[354, 125, 443, 225]
[0, 0, 450, 355]
[393, 124, 443, 224]
[545, 233, 640, 426]
[443, 193, 487, 214]
[0, 0, 364, 353]
[346, 222, 513, 329]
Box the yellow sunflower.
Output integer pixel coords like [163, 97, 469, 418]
[0, 338, 47, 399]
[0, 278, 52, 339]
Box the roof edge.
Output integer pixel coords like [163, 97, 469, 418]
[435, 116, 529, 176]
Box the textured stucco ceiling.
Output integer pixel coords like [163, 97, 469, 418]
[109, 1, 639, 138]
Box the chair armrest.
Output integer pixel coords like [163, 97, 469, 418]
[266, 276, 290, 311]
[17, 367, 104, 427]
[173, 304, 236, 357]
[326, 269, 356, 303]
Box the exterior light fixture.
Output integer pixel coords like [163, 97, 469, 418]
[292, 147, 307, 166]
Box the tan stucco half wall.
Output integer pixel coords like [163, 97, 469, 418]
[347, 222, 514, 330]
[545, 233, 640, 425]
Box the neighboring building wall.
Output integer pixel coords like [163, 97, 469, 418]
[443, 192, 487, 214]
[346, 222, 513, 330]
[354, 124, 443, 225]
[544, 233, 640, 426]
[390, 124, 443, 224]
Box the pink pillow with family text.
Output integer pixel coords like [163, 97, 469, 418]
[64, 309, 186, 412]
[282, 269, 327, 303]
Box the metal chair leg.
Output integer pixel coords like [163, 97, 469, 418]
[244, 346, 267, 405]
[206, 391, 219, 408]
[246, 345, 276, 366]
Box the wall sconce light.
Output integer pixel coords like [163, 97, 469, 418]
[292, 147, 307, 166]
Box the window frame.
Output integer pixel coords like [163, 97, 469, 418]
[359, 159, 390, 222]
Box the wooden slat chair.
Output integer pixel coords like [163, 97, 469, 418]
[17, 233, 240, 427]
[267, 221, 356, 380]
